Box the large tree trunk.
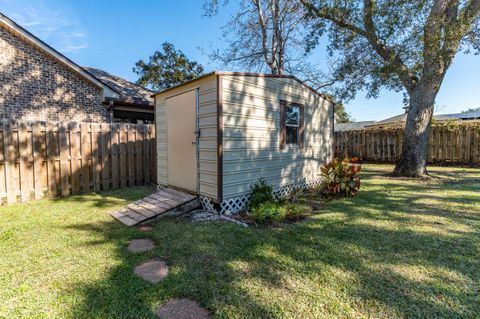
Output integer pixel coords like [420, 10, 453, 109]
[393, 85, 438, 177]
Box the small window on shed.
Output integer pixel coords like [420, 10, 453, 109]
[285, 105, 300, 144]
[280, 101, 304, 149]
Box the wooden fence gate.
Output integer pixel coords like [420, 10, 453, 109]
[0, 120, 156, 204]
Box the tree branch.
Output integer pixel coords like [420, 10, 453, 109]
[300, 0, 368, 36]
[252, 0, 273, 70]
[301, 0, 417, 92]
[464, 0, 480, 23]
[362, 0, 416, 92]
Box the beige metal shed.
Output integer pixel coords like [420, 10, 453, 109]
[153, 72, 334, 213]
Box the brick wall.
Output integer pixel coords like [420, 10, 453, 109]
[0, 26, 110, 122]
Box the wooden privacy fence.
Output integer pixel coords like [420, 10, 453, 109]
[0, 120, 156, 204]
[334, 121, 480, 165]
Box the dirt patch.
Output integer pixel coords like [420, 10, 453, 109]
[157, 298, 210, 319]
[134, 259, 168, 283]
[127, 239, 155, 253]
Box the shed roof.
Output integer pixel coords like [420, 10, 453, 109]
[151, 71, 334, 103]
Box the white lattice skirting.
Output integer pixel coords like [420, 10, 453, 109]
[199, 178, 322, 215]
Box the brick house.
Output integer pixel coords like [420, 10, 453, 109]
[0, 13, 153, 123]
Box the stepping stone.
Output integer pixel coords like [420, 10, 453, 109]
[128, 239, 155, 253]
[157, 298, 211, 319]
[138, 224, 153, 232]
[134, 259, 168, 283]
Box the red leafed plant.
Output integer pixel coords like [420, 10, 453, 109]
[320, 157, 361, 197]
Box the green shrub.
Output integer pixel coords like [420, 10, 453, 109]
[287, 188, 307, 204]
[249, 178, 274, 209]
[320, 157, 361, 197]
[251, 201, 287, 224]
[286, 204, 313, 221]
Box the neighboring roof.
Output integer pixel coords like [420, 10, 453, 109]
[435, 111, 480, 121]
[84, 67, 154, 106]
[151, 71, 334, 104]
[0, 12, 117, 94]
[335, 121, 376, 132]
[357, 110, 480, 130]
[368, 113, 407, 126]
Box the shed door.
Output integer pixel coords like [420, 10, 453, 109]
[166, 90, 197, 192]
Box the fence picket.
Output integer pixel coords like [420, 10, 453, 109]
[0, 121, 155, 205]
[69, 122, 80, 195]
[142, 125, 150, 184]
[111, 123, 119, 189]
[58, 123, 70, 196]
[91, 123, 101, 192]
[18, 122, 31, 202]
[135, 125, 144, 185]
[119, 124, 127, 188]
[101, 123, 110, 191]
[334, 121, 480, 165]
[80, 123, 91, 193]
[32, 122, 44, 199]
[127, 125, 135, 187]
[46, 122, 57, 198]
[3, 120, 16, 203]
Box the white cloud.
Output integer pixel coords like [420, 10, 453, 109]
[1, 0, 88, 54]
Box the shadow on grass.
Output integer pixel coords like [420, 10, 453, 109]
[52, 185, 157, 209]
[62, 173, 479, 318]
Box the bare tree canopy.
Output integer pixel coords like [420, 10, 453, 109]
[302, 0, 480, 177]
[203, 0, 333, 89]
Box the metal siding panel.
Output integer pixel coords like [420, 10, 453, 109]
[221, 76, 332, 200]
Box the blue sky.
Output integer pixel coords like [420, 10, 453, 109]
[2, 0, 479, 121]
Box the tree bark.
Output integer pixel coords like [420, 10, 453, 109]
[393, 84, 439, 177]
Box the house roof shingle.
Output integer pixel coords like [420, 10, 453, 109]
[84, 67, 154, 106]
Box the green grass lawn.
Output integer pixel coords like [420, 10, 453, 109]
[0, 164, 479, 319]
